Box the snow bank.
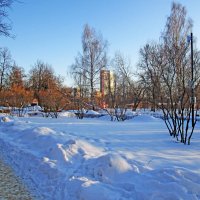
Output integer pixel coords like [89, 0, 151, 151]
[133, 114, 161, 122]
[72, 156, 200, 200]
[0, 116, 13, 122]
[92, 154, 133, 181]
[45, 139, 103, 171]
[86, 110, 100, 115]
[59, 111, 76, 117]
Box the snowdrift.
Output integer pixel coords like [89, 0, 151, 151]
[132, 114, 161, 122]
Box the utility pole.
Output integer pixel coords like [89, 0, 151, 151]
[191, 32, 195, 127]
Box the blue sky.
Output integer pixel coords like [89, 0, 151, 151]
[0, 0, 200, 86]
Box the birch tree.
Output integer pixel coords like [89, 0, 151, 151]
[71, 24, 108, 110]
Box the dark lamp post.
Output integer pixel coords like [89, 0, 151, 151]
[190, 32, 195, 127]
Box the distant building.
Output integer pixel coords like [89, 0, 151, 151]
[100, 70, 115, 97]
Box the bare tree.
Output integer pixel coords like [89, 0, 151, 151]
[130, 81, 145, 111]
[160, 2, 199, 145]
[138, 43, 162, 111]
[138, 2, 200, 144]
[71, 24, 108, 110]
[0, 0, 15, 37]
[109, 53, 134, 121]
[0, 47, 12, 90]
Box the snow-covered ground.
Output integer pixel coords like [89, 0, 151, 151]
[0, 114, 200, 200]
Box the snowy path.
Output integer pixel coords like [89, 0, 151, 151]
[0, 159, 33, 200]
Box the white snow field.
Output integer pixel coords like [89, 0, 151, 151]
[0, 113, 200, 200]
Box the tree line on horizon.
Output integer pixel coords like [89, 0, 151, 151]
[1, 1, 200, 144]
